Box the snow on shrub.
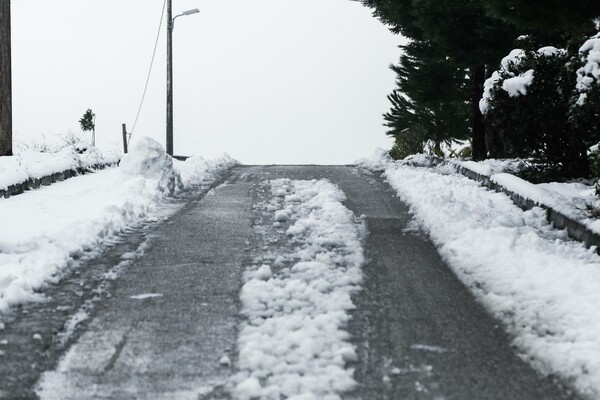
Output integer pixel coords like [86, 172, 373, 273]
[501, 69, 534, 97]
[119, 136, 182, 195]
[576, 33, 600, 105]
[480, 41, 598, 177]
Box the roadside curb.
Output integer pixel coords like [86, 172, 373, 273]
[404, 156, 600, 252]
[0, 162, 118, 200]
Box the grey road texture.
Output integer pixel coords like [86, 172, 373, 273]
[0, 165, 579, 399]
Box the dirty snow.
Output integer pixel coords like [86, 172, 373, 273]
[0, 136, 237, 311]
[231, 179, 364, 400]
[360, 151, 600, 397]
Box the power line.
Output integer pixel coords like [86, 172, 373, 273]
[129, 0, 167, 142]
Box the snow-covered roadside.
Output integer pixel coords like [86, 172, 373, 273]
[0, 146, 120, 193]
[0, 136, 237, 311]
[450, 158, 600, 231]
[360, 152, 600, 397]
[231, 179, 364, 400]
[394, 153, 600, 238]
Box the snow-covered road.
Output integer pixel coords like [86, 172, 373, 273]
[0, 158, 586, 399]
[0, 137, 236, 310]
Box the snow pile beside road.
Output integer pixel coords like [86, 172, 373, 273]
[0, 136, 236, 311]
[120, 136, 182, 195]
[0, 146, 120, 191]
[380, 162, 600, 397]
[354, 147, 393, 171]
[232, 179, 364, 400]
[175, 153, 237, 187]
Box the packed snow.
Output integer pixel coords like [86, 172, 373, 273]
[0, 136, 237, 311]
[231, 179, 364, 400]
[360, 150, 600, 397]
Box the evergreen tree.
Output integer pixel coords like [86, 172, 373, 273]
[363, 0, 517, 160]
[384, 41, 469, 159]
[79, 109, 96, 146]
[481, 0, 600, 33]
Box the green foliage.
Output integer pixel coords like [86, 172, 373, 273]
[79, 109, 95, 133]
[481, 0, 600, 32]
[388, 125, 426, 160]
[483, 33, 600, 178]
[589, 151, 600, 178]
[484, 47, 573, 160]
[383, 41, 470, 159]
[362, 0, 600, 178]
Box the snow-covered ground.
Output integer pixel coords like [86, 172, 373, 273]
[231, 179, 364, 400]
[0, 145, 120, 191]
[0, 136, 237, 311]
[359, 150, 600, 397]
[399, 153, 600, 236]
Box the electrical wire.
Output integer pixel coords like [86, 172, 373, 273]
[129, 0, 167, 142]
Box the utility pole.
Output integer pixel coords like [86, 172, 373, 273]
[0, 0, 12, 157]
[122, 123, 128, 154]
[166, 0, 174, 156]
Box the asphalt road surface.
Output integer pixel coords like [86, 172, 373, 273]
[0, 165, 579, 399]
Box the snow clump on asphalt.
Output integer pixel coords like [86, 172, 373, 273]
[0, 136, 237, 311]
[359, 151, 600, 397]
[232, 179, 364, 400]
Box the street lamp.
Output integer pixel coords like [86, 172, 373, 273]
[166, 1, 199, 156]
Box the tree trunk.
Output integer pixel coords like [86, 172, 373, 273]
[0, 0, 12, 157]
[471, 65, 486, 161]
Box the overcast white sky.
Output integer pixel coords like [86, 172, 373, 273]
[11, 0, 404, 164]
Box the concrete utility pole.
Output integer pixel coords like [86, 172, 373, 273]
[166, 0, 174, 156]
[0, 0, 12, 157]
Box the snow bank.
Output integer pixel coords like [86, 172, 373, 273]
[0, 136, 237, 311]
[354, 147, 393, 171]
[455, 158, 525, 177]
[232, 179, 364, 400]
[382, 164, 600, 397]
[174, 153, 237, 187]
[120, 136, 182, 195]
[0, 146, 119, 191]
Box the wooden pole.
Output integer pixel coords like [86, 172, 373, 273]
[122, 123, 128, 154]
[0, 0, 12, 157]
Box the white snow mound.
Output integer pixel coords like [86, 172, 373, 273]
[119, 136, 182, 194]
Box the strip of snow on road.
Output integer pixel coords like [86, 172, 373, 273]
[232, 179, 364, 400]
[0, 136, 237, 311]
[370, 159, 600, 397]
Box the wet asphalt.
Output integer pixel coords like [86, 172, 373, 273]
[0, 165, 581, 399]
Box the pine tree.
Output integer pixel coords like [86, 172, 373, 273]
[79, 109, 96, 146]
[363, 0, 517, 160]
[384, 41, 469, 159]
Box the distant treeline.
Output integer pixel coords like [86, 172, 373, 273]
[362, 0, 600, 178]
